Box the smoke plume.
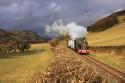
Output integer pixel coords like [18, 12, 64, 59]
[46, 20, 87, 39]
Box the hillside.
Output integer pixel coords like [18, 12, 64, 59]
[88, 10, 125, 32]
[0, 28, 45, 43]
[87, 22, 125, 46]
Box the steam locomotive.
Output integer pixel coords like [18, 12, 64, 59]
[67, 37, 90, 55]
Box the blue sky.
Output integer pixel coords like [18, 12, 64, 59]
[0, 0, 125, 36]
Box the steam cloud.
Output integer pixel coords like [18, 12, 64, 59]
[46, 20, 87, 39]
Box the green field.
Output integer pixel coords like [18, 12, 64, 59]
[0, 44, 54, 83]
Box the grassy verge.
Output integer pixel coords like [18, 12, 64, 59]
[91, 53, 125, 73]
[0, 43, 54, 83]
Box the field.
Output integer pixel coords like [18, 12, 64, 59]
[87, 22, 125, 46]
[0, 43, 54, 83]
[87, 22, 125, 73]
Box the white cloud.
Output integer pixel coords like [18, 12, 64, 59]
[113, 8, 123, 13]
[49, 2, 61, 11]
[50, 2, 57, 8]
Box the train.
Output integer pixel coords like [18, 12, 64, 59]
[67, 37, 90, 55]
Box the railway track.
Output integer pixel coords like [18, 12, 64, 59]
[54, 46, 125, 82]
[79, 55, 125, 82]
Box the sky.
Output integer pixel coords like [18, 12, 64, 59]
[0, 0, 125, 37]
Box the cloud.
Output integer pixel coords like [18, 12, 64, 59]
[113, 8, 124, 13]
[50, 2, 57, 8]
[0, 0, 125, 37]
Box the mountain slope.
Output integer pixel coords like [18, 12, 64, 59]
[87, 22, 125, 46]
[88, 10, 125, 32]
[0, 29, 45, 42]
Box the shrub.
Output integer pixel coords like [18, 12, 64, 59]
[89, 45, 125, 55]
[49, 39, 59, 47]
[17, 42, 30, 52]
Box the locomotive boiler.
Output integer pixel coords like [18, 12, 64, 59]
[68, 37, 90, 54]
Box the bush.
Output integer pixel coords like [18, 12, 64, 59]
[0, 41, 18, 54]
[49, 39, 59, 47]
[89, 45, 125, 55]
[17, 42, 30, 52]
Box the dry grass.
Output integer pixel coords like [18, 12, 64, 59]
[87, 22, 125, 73]
[90, 46, 125, 73]
[0, 43, 54, 83]
[91, 53, 125, 73]
[87, 22, 125, 46]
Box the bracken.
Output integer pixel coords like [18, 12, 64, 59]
[36, 47, 103, 83]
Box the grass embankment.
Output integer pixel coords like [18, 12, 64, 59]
[87, 22, 125, 46]
[0, 43, 54, 83]
[91, 53, 125, 73]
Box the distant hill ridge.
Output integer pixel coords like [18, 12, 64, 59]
[0, 28, 45, 43]
[88, 10, 125, 32]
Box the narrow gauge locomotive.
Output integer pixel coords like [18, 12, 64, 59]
[68, 37, 90, 55]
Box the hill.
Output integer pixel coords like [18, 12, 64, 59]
[87, 22, 125, 46]
[88, 10, 125, 32]
[0, 28, 45, 43]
